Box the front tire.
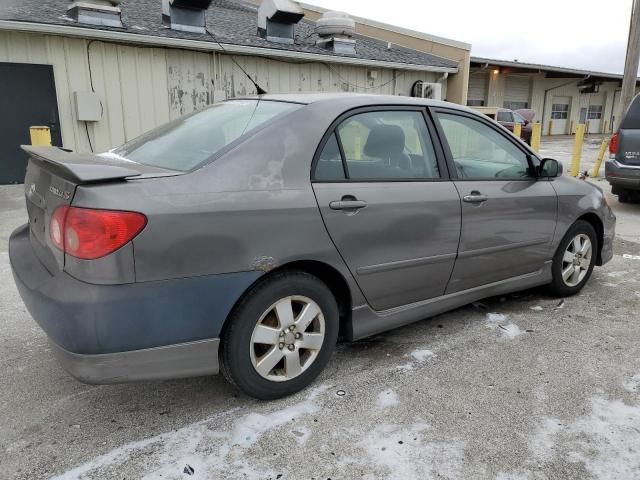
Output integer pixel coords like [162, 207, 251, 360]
[549, 220, 597, 297]
[220, 271, 339, 400]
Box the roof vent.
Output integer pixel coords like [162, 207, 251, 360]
[67, 0, 122, 28]
[162, 0, 213, 34]
[315, 11, 356, 55]
[258, 0, 305, 45]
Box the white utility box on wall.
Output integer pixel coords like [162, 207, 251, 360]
[73, 91, 102, 122]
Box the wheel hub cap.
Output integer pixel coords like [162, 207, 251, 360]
[561, 234, 592, 287]
[250, 296, 326, 382]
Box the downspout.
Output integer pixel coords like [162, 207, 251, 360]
[438, 72, 449, 101]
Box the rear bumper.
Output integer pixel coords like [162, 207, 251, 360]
[605, 160, 640, 191]
[9, 224, 261, 383]
[49, 338, 220, 384]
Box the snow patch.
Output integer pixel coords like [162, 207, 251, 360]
[623, 254, 640, 260]
[358, 423, 464, 479]
[623, 374, 640, 393]
[485, 313, 523, 339]
[396, 349, 436, 370]
[375, 389, 399, 408]
[530, 306, 544, 311]
[53, 386, 329, 480]
[530, 397, 640, 479]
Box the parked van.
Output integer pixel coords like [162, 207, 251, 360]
[606, 94, 640, 202]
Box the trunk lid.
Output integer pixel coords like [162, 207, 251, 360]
[21, 146, 180, 272]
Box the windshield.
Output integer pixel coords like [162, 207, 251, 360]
[513, 112, 527, 124]
[111, 100, 301, 172]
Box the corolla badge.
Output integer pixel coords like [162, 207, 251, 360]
[48, 185, 71, 201]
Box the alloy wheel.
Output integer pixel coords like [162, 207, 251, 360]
[561, 234, 592, 287]
[249, 296, 325, 382]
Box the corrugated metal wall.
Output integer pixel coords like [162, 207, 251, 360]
[0, 30, 442, 153]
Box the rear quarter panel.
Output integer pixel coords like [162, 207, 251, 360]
[71, 101, 368, 306]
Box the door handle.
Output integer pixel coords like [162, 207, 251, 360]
[329, 197, 367, 211]
[463, 192, 488, 204]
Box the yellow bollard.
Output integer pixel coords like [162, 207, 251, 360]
[513, 123, 522, 139]
[570, 124, 586, 177]
[30, 126, 52, 146]
[590, 138, 610, 177]
[603, 120, 609, 134]
[531, 122, 542, 152]
[548, 120, 553, 136]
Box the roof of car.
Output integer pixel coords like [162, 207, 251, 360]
[233, 92, 468, 109]
[0, 0, 459, 71]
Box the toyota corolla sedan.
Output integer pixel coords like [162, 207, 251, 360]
[10, 94, 615, 400]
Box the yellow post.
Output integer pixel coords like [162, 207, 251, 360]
[548, 120, 553, 136]
[531, 122, 542, 152]
[603, 119, 609, 134]
[591, 138, 610, 177]
[513, 123, 522, 139]
[570, 124, 586, 177]
[29, 126, 52, 146]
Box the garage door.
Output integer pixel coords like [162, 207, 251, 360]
[0, 63, 63, 184]
[550, 96, 571, 135]
[503, 76, 531, 110]
[467, 73, 488, 106]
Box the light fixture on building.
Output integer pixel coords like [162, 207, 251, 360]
[493, 68, 500, 75]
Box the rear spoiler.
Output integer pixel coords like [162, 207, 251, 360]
[21, 145, 142, 184]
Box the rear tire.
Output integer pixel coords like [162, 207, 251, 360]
[549, 220, 598, 297]
[220, 271, 339, 400]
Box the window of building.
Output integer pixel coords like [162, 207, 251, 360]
[467, 99, 485, 107]
[503, 101, 529, 110]
[551, 104, 569, 120]
[587, 105, 603, 120]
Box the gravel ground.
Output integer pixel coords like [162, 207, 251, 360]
[1, 138, 639, 479]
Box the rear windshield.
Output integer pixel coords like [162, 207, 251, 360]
[111, 100, 301, 171]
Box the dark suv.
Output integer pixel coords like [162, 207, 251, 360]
[606, 94, 640, 202]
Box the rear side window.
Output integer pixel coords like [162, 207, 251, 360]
[112, 100, 300, 171]
[314, 110, 440, 181]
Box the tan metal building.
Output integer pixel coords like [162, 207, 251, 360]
[0, 0, 467, 183]
[469, 57, 640, 135]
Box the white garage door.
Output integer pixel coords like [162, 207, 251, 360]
[503, 76, 531, 110]
[467, 73, 488, 106]
[551, 96, 571, 135]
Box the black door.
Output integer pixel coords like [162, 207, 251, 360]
[0, 63, 62, 184]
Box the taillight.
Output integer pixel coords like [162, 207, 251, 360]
[609, 132, 619, 155]
[49, 206, 147, 260]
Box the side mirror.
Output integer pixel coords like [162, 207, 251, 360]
[539, 158, 562, 178]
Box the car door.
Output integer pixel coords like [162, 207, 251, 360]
[431, 108, 557, 294]
[312, 107, 461, 311]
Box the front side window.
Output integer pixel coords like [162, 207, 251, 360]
[112, 100, 301, 171]
[333, 111, 440, 180]
[436, 112, 532, 179]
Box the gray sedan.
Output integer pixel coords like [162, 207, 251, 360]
[10, 94, 615, 399]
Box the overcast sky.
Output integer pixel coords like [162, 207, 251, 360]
[308, 0, 634, 73]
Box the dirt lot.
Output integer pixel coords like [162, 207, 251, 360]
[1, 137, 639, 480]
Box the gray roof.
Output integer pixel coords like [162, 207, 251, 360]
[0, 0, 458, 71]
[471, 56, 630, 81]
